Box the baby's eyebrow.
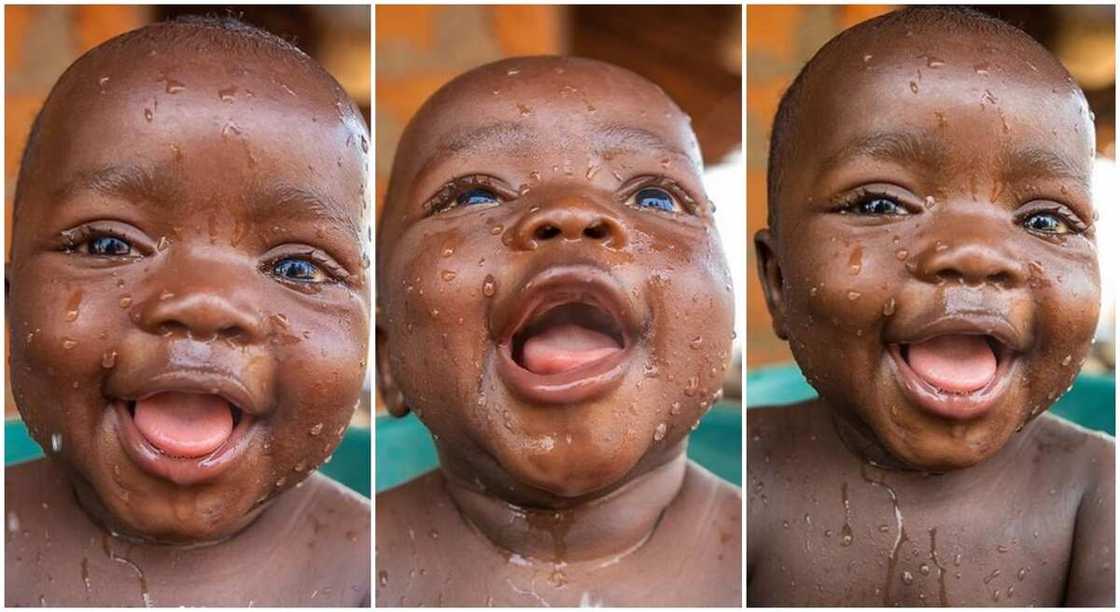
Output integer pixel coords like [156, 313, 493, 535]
[593, 123, 692, 160]
[55, 163, 180, 205]
[1001, 147, 1090, 187]
[254, 183, 362, 242]
[821, 130, 948, 173]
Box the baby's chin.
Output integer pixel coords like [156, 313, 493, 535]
[485, 428, 649, 500]
[863, 403, 1026, 472]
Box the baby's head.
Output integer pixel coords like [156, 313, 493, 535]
[756, 7, 1099, 470]
[8, 17, 369, 542]
[377, 56, 733, 504]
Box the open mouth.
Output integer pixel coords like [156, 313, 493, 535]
[128, 392, 244, 459]
[495, 267, 639, 405]
[114, 391, 258, 486]
[512, 302, 626, 375]
[889, 334, 1018, 420]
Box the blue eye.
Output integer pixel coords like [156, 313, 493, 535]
[1023, 212, 1069, 234]
[456, 188, 499, 207]
[852, 197, 907, 216]
[273, 258, 322, 282]
[88, 236, 132, 256]
[635, 188, 676, 212]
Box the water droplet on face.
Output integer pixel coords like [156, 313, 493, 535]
[143, 108, 153, 122]
[1061, 354, 1072, 366]
[863, 54, 873, 63]
[506, 68, 520, 77]
[1017, 567, 1028, 580]
[847, 291, 861, 301]
[919, 563, 930, 575]
[902, 570, 914, 585]
[878, 524, 890, 533]
[218, 86, 237, 102]
[689, 336, 703, 349]
[924, 195, 936, 209]
[50, 433, 63, 452]
[62, 338, 78, 350]
[101, 350, 118, 369]
[585, 165, 599, 180]
[159, 290, 175, 301]
[378, 570, 388, 587]
[119, 296, 132, 309]
[848, 246, 863, 275]
[935, 241, 949, 252]
[895, 249, 909, 261]
[164, 79, 185, 94]
[156, 236, 170, 251]
[98, 76, 110, 92]
[482, 275, 497, 297]
[309, 423, 323, 436]
[881, 297, 897, 317]
[684, 376, 699, 397]
[653, 423, 667, 441]
[926, 56, 945, 68]
[983, 568, 1001, 584]
[490, 225, 503, 236]
[516, 103, 532, 116]
[975, 62, 990, 76]
[909, 81, 919, 94]
[441, 270, 457, 282]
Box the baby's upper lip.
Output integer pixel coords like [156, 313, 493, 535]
[884, 311, 1030, 352]
[489, 264, 641, 346]
[107, 365, 266, 417]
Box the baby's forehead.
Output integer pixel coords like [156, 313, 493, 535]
[399, 58, 700, 178]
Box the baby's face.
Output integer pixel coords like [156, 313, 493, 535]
[379, 58, 733, 501]
[767, 32, 1098, 470]
[8, 43, 369, 541]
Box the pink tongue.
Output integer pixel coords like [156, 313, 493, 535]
[133, 392, 234, 458]
[522, 323, 622, 375]
[907, 335, 997, 393]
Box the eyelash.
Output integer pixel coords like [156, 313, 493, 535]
[423, 175, 511, 215]
[423, 174, 704, 217]
[1015, 205, 1089, 236]
[832, 187, 915, 216]
[261, 248, 351, 286]
[59, 223, 148, 258]
[618, 177, 700, 215]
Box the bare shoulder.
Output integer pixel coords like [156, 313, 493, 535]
[683, 460, 741, 559]
[1029, 412, 1114, 486]
[747, 400, 833, 475]
[284, 472, 371, 600]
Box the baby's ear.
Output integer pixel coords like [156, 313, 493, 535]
[375, 324, 409, 418]
[754, 228, 789, 340]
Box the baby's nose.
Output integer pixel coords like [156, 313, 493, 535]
[913, 231, 1028, 288]
[509, 193, 627, 251]
[139, 288, 264, 341]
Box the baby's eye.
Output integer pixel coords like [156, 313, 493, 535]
[456, 188, 500, 207]
[272, 258, 324, 282]
[88, 236, 133, 256]
[1022, 212, 1070, 234]
[849, 196, 908, 216]
[633, 187, 677, 212]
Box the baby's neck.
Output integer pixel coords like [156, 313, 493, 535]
[444, 450, 687, 565]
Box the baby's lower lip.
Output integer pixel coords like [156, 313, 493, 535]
[111, 398, 258, 486]
[886, 340, 1019, 421]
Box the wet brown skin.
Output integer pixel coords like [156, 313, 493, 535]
[7, 29, 370, 604]
[376, 56, 740, 605]
[749, 21, 1113, 606]
[7, 460, 370, 606]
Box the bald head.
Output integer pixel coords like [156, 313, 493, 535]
[14, 16, 360, 221]
[766, 7, 1083, 228]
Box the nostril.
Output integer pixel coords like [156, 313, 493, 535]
[584, 222, 609, 241]
[535, 224, 561, 241]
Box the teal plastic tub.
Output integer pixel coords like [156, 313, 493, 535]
[375, 401, 743, 493]
[746, 363, 1115, 435]
[5, 419, 371, 498]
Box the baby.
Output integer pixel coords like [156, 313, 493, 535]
[375, 56, 740, 606]
[6, 17, 370, 606]
[748, 7, 1113, 606]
